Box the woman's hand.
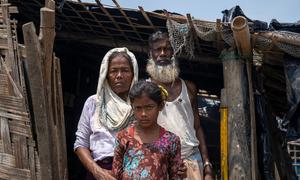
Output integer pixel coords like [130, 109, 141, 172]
[92, 164, 116, 180]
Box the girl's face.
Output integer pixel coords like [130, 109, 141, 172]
[132, 94, 163, 128]
[107, 55, 133, 100]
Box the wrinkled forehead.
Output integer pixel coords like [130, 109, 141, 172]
[153, 38, 171, 46]
[109, 52, 133, 68]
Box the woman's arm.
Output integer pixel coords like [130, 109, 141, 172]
[74, 96, 115, 180]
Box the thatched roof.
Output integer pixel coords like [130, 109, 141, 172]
[9, 0, 300, 113]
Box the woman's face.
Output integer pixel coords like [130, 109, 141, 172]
[107, 55, 133, 99]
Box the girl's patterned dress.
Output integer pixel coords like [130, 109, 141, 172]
[112, 125, 182, 180]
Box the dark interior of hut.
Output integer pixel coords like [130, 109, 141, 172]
[54, 40, 223, 179]
[10, 1, 225, 178]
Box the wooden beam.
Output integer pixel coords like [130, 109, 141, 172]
[77, 2, 115, 40]
[187, 13, 202, 53]
[64, 1, 98, 35]
[39, 7, 55, 98]
[258, 31, 300, 47]
[231, 16, 258, 180]
[56, 31, 147, 53]
[112, 0, 145, 42]
[138, 6, 155, 30]
[94, 0, 130, 41]
[216, 19, 223, 52]
[221, 49, 251, 179]
[32, 0, 85, 35]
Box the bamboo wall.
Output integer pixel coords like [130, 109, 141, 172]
[0, 0, 68, 179]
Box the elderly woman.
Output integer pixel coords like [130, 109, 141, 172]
[74, 47, 138, 180]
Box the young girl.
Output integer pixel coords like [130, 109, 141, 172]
[112, 81, 182, 179]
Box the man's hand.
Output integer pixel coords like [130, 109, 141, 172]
[178, 161, 187, 178]
[92, 164, 116, 180]
[204, 173, 214, 180]
[204, 165, 214, 180]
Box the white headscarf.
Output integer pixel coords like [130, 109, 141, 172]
[92, 47, 138, 132]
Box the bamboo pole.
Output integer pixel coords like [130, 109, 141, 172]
[231, 16, 251, 57]
[231, 16, 258, 180]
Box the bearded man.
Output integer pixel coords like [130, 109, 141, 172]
[146, 31, 213, 180]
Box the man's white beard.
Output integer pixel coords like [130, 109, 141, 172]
[146, 57, 180, 83]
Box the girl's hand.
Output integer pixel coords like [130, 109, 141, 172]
[178, 160, 187, 178]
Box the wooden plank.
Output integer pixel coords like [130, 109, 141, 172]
[38, 12, 56, 178]
[28, 140, 36, 180]
[0, 57, 23, 98]
[0, 116, 12, 154]
[0, 106, 29, 116]
[0, 164, 31, 179]
[0, 111, 30, 122]
[5, 6, 19, 84]
[8, 121, 32, 137]
[54, 57, 68, 179]
[0, 74, 9, 95]
[8, 6, 18, 14]
[12, 135, 29, 169]
[22, 22, 52, 180]
[39, 7, 55, 92]
[0, 152, 15, 167]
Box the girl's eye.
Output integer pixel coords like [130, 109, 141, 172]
[145, 105, 156, 110]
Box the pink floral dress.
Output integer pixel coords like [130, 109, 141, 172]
[112, 125, 182, 180]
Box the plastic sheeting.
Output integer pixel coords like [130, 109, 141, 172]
[254, 68, 297, 180]
[269, 19, 300, 33]
[221, 5, 268, 30]
[222, 5, 300, 32]
[284, 58, 300, 140]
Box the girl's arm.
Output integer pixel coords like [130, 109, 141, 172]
[112, 132, 126, 179]
[168, 136, 182, 180]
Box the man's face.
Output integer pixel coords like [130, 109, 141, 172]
[147, 38, 179, 83]
[150, 38, 173, 66]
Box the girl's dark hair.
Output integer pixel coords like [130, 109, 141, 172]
[129, 81, 163, 105]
